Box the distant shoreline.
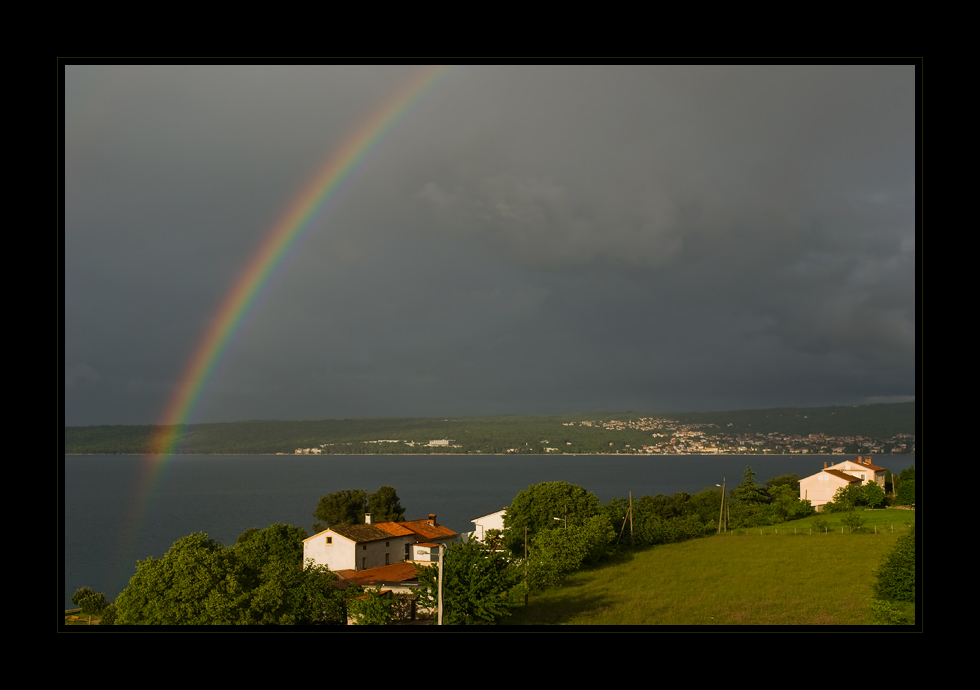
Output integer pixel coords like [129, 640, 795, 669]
[63, 452, 915, 458]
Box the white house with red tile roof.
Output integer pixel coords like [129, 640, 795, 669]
[799, 457, 888, 511]
[303, 513, 458, 572]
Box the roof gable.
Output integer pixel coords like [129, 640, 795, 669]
[823, 469, 863, 483]
[373, 521, 416, 538]
[329, 523, 400, 544]
[400, 517, 458, 541]
[854, 458, 886, 472]
[471, 509, 507, 521]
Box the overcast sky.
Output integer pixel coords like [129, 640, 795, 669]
[63, 63, 917, 427]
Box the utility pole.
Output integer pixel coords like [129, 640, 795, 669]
[524, 526, 528, 606]
[717, 478, 726, 534]
[438, 543, 445, 625]
[629, 492, 634, 547]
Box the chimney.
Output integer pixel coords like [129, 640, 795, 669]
[365, 513, 372, 525]
[824, 462, 827, 469]
[428, 514, 437, 526]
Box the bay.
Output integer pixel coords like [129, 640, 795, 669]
[63, 453, 915, 610]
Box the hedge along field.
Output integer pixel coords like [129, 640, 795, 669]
[508, 509, 914, 625]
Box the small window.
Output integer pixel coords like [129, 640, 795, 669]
[363, 544, 367, 550]
[386, 541, 390, 547]
[326, 537, 332, 544]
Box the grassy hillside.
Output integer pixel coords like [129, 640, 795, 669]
[506, 509, 915, 626]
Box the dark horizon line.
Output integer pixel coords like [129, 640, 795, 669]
[64, 399, 917, 429]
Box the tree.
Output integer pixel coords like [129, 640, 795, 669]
[284, 560, 351, 625]
[824, 484, 865, 513]
[688, 487, 724, 525]
[863, 481, 885, 509]
[841, 512, 867, 532]
[502, 481, 602, 556]
[767, 484, 798, 520]
[765, 473, 801, 493]
[873, 528, 915, 603]
[347, 589, 395, 625]
[312, 486, 406, 533]
[114, 525, 349, 625]
[115, 532, 233, 625]
[730, 466, 769, 505]
[71, 586, 107, 615]
[99, 603, 118, 625]
[529, 514, 615, 588]
[229, 523, 311, 623]
[729, 467, 772, 527]
[896, 477, 915, 506]
[236, 527, 261, 544]
[312, 489, 368, 533]
[71, 586, 95, 608]
[415, 538, 521, 625]
[367, 485, 406, 523]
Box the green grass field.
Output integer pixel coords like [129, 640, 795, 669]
[506, 508, 915, 625]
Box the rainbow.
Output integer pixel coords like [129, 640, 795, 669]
[152, 64, 450, 456]
[114, 65, 452, 580]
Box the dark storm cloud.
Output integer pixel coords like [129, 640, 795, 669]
[64, 63, 916, 426]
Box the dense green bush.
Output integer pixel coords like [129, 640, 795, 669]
[632, 513, 682, 546]
[503, 481, 602, 556]
[416, 538, 522, 624]
[896, 478, 915, 506]
[841, 513, 867, 532]
[873, 528, 915, 602]
[863, 481, 885, 509]
[114, 525, 349, 625]
[347, 589, 395, 625]
[869, 599, 915, 625]
[98, 603, 118, 625]
[823, 484, 866, 513]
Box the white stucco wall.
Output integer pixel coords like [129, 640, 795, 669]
[303, 530, 357, 571]
[304, 530, 417, 571]
[471, 509, 506, 542]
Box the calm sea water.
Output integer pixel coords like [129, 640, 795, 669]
[63, 453, 914, 609]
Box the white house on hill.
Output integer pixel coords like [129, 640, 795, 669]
[303, 513, 458, 572]
[466, 508, 507, 543]
[799, 456, 888, 511]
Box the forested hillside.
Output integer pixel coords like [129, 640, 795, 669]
[64, 402, 915, 455]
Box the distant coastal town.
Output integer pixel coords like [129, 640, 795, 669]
[288, 415, 915, 457]
[64, 403, 916, 456]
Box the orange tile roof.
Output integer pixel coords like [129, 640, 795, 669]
[328, 524, 398, 544]
[373, 521, 416, 537]
[855, 457, 886, 471]
[824, 469, 863, 482]
[399, 518, 458, 541]
[335, 562, 422, 586]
